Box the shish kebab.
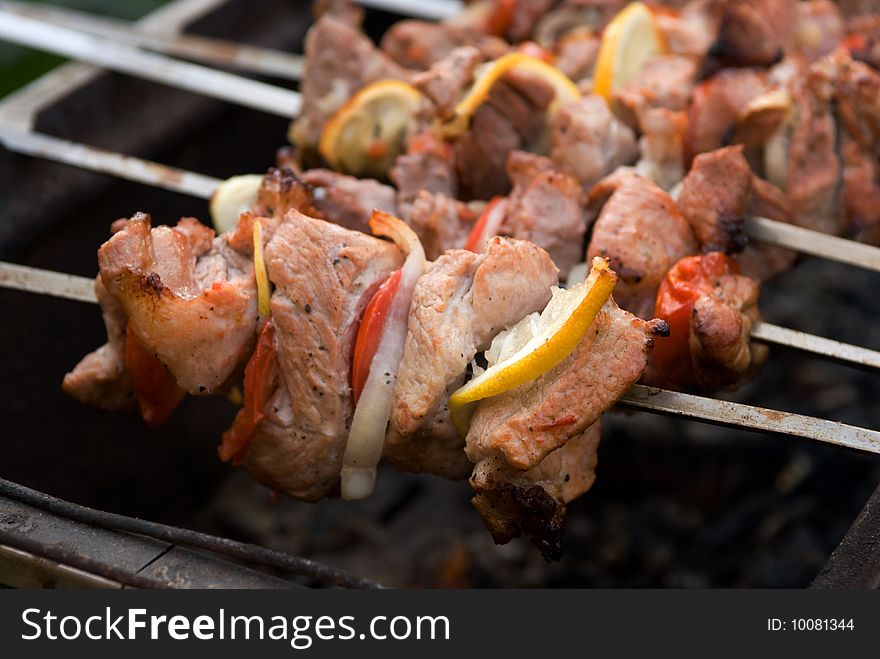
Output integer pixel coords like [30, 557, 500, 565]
[3, 0, 880, 556]
[2, 5, 880, 269]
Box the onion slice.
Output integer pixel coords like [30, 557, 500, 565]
[341, 211, 426, 500]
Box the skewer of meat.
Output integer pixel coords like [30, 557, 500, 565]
[2, 2, 878, 269]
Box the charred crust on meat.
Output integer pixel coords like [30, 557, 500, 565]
[472, 483, 565, 562]
[143, 272, 164, 295]
[648, 319, 670, 337]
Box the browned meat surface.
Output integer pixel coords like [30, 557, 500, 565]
[454, 69, 556, 198]
[711, 0, 796, 66]
[381, 19, 507, 70]
[655, 0, 719, 58]
[554, 27, 599, 82]
[466, 298, 664, 472]
[98, 214, 258, 396]
[412, 46, 482, 117]
[736, 175, 798, 282]
[471, 422, 601, 561]
[251, 167, 316, 221]
[63, 276, 136, 412]
[685, 68, 769, 163]
[550, 94, 638, 188]
[505, 0, 556, 41]
[785, 54, 842, 235]
[399, 191, 477, 260]
[289, 15, 410, 155]
[794, 0, 844, 61]
[689, 271, 767, 391]
[299, 169, 398, 234]
[587, 174, 697, 318]
[634, 107, 688, 191]
[244, 211, 404, 500]
[834, 51, 880, 243]
[314, 0, 363, 26]
[846, 13, 880, 70]
[503, 151, 585, 277]
[612, 54, 698, 131]
[391, 130, 458, 204]
[677, 145, 753, 254]
[386, 238, 558, 477]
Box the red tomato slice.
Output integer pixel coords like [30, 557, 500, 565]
[465, 196, 507, 252]
[652, 253, 738, 387]
[218, 320, 279, 464]
[351, 269, 402, 405]
[123, 326, 185, 427]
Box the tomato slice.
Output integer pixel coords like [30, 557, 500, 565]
[218, 320, 279, 464]
[123, 326, 185, 427]
[351, 269, 402, 405]
[464, 196, 507, 252]
[652, 253, 738, 387]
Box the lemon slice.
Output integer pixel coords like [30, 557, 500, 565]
[209, 174, 263, 234]
[593, 2, 666, 103]
[449, 257, 617, 436]
[319, 79, 423, 179]
[436, 52, 581, 140]
[252, 219, 271, 318]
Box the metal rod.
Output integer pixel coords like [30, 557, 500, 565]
[0, 478, 382, 589]
[752, 322, 880, 372]
[746, 215, 880, 274]
[0, 0, 303, 81]
[618, 384, 880, 456]
[355, 0, 461, 20]
[0, 10, 301, 118]
[0, 129, 219, 199]
[4, 261, 880, 454]
[0, 261, 97, 303]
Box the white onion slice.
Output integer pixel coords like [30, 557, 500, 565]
[475, 198, 508, 253]
[341, 211, 426, 500]
[209, 174, 263, 234]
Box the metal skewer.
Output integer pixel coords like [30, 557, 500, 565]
[2, 259, 877, 456]
[355, 0, 461, 20]
[0, 10, 301, 118]
[1, 259, 878, 371]
[0, 0, 304, 80]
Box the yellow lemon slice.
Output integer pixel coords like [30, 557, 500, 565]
[252, 219, 271, 318]
[593, 2, 666, 103]
[209, 174, 263, 234]
[449, 257, 617, 436]
[319, 79, 423, 178]
[436, 52, 581, 140]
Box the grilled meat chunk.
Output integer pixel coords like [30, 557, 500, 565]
[289, 15, 410, 155]
[300, 169, 398, 234]
[466, 298, 663, 471]
[252, 168, 315, 221]
[634, 107, 688, 191]
[63, 276, 136, 412]
[471, 422, 601, 561]
[677, 145, 753, 254]
[398, 191, 476, 260]
[685, 68, 769, 163]
[736, 175, 798, 282]
[244, 211, 404, 500]
[385, 238, 559, 478]
[655, 0, 719, 58]
[612, 54, 698, 131]
[380, 19, 507, 70]
[689, 272, 767, 391]
[785, 53, 842, 235]
[97, 214, 258, 396]
[503, 151, 586, 278]
[454, 69, 556, 198]
[711, 0, 796, 67]
[587, 174, 697, 319]
[550, 94, 638, 188]
[412, 46, 482, 117]
[392, 130, 458, 204]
